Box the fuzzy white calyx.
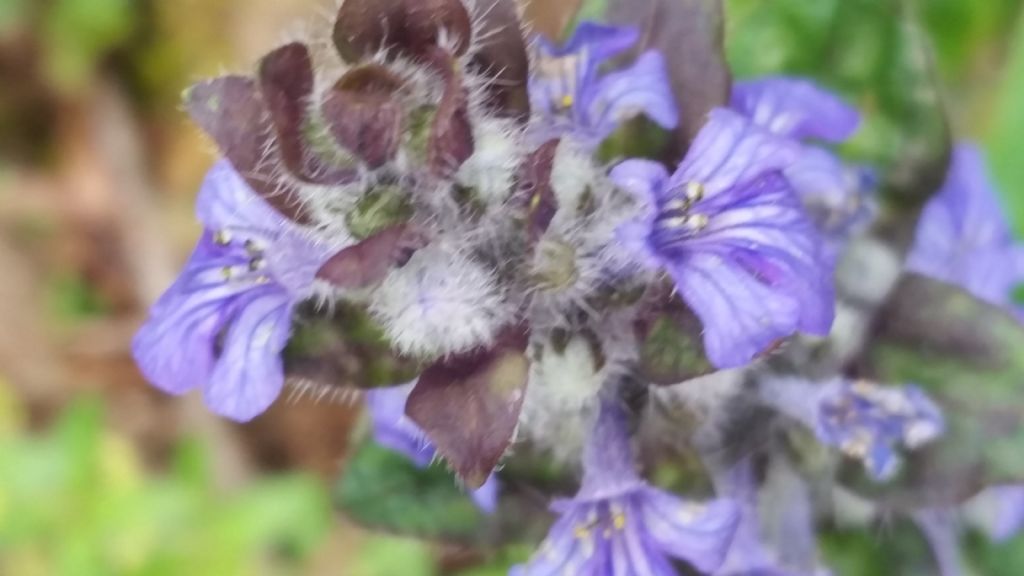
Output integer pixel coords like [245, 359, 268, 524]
[369, 245, 513, 358]
[517, 334, 604, 463]
[550, 140, 598, 213]
[456, 117, 524, 205]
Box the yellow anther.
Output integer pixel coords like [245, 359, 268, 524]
[688, 214, 710, 231]
[244, 239, 262, 256]
[613, 512, 626, 531]
[560, 94, 574, 109]
[685, 181, 706, 202]
[530, 192, 543, 212]
[213, 230, 232, 246]
[574, 525, 592, 540]
[220, 266, 234, 281]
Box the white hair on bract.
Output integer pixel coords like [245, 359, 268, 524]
[369, 243, 514, 359]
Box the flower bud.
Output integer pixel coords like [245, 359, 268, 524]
[369, 245, 513, 359]
[322, 65, 405, 168]
[333, 0, 472, 63]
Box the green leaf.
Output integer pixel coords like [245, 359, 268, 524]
[637, 303, 714, 386]
[853, 274, 1024, 508]
[335, 441, 489, 543]
[638, 316, 712, 386]
[819, 520, 934, 576]
[285, 302, 422, 391]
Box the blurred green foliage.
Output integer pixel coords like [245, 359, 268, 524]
[41, 0, 136, 92]
[0, 388, 331, 576]
[47, 273, 111, 326]
[347, 536, 434, 576]
[725, 0, 1024, 233]
[0, 0, 28, 37]
[986, 10, 1024, 232]
[727, 0, 951, 178]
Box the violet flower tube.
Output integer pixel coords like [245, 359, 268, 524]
[133, 160, 342, 422]
[512, 398, 739, 575]
[530, 22, 679, 148]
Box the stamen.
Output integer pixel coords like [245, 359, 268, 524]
[244, 239, 263, 256]
[660, 214, 710, 233]
[213, 230, 232, 246]
[560, 94, 574, 110]
[613, 512, 626, 531]
[221, 266, 234, 281]
[660, 216, 690, 229]
[688, 214, 710, 231]
[685, 181, 705, 202]
[248, 258, 266, 272]
[664, 198, 689, 212]
[573, 523, 592, 540]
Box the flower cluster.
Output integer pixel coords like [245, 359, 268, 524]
[130, 1, 1021, 573]
[762, 377, 944, 481]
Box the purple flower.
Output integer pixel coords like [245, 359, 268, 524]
[530, 22, 679, 148]
[730, 78, 859, 142]
[912, 509, 966, 576]
[908, 143, 1024, 310]
[133, 160, 339, 422]
[968, 486, 1024, 543]
[512, 398, 739, 575]
[714, 462, 802, 576]
[365, 382, 499, 512]
[612, 109, 835, 369]
[762, 378, 944, 481]
[731, 77, 871, 247]
[989, 487, 1024, 542]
